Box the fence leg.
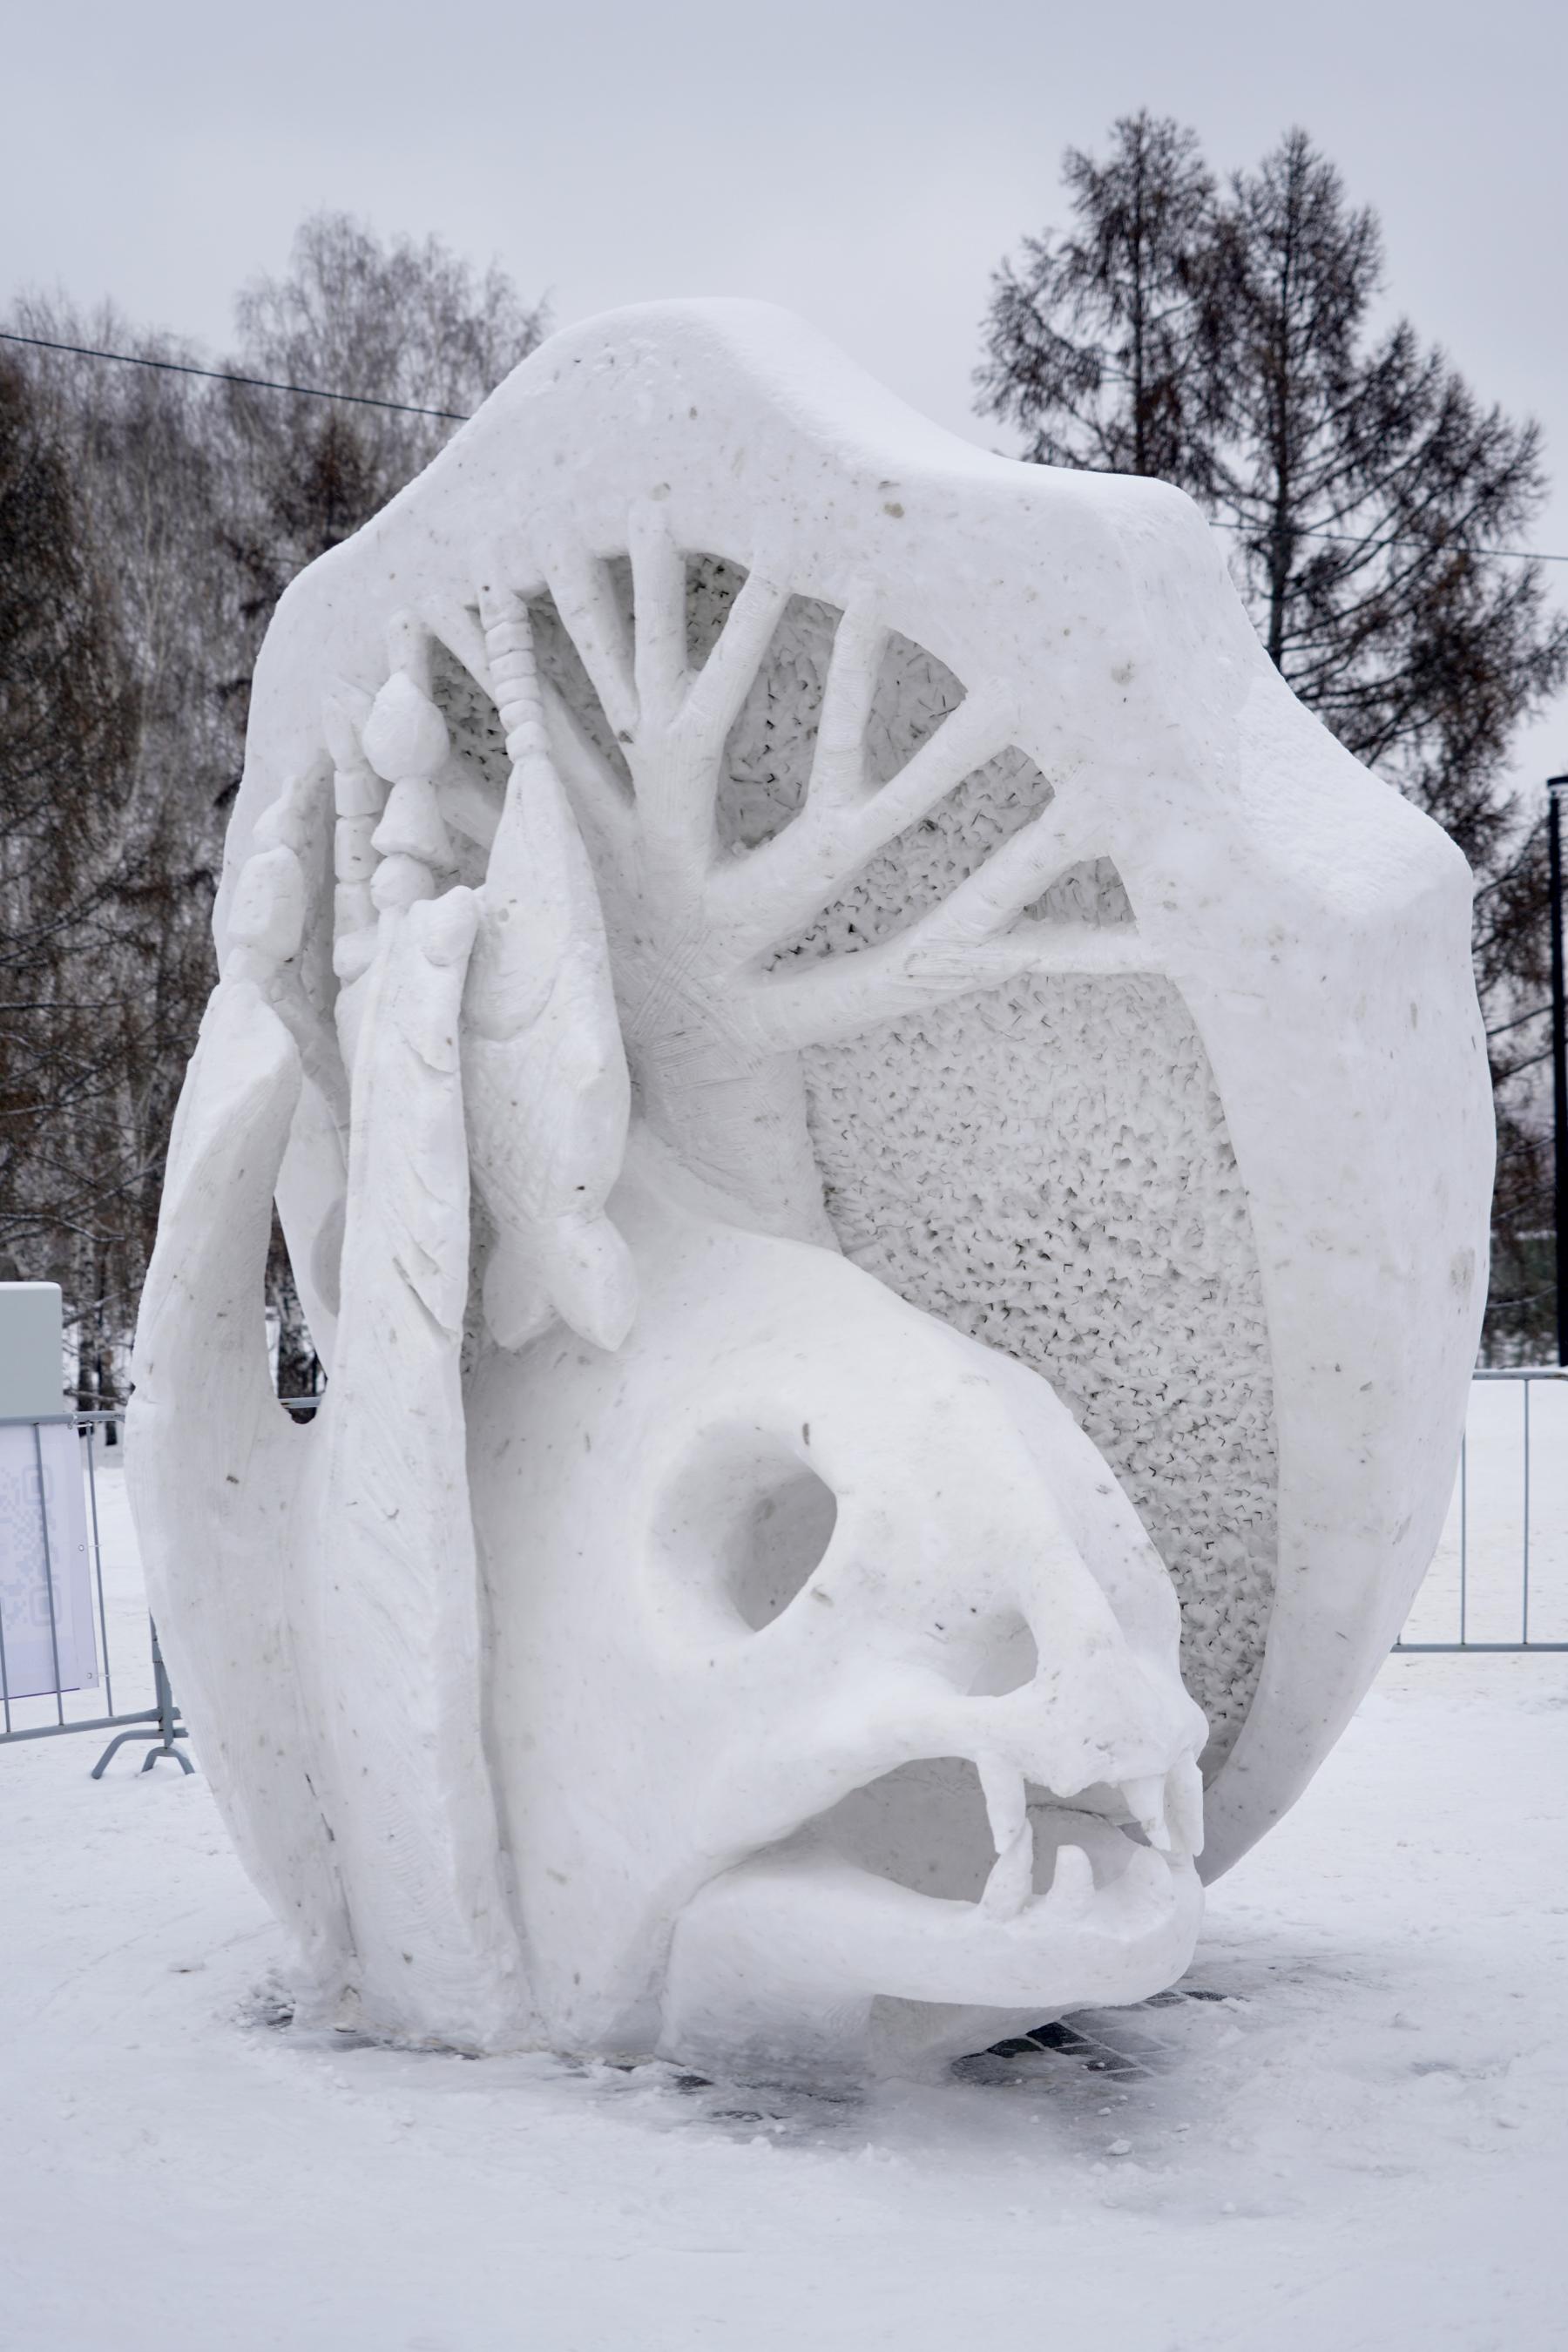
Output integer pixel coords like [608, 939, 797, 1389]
[90, 1620, 192, 1777]
[90, 1725, 161, 1777]
[141, 1623, 193, 1773]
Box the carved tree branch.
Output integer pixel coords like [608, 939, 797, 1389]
[537, 679, 637, 849]
[682, 561, 791, 752]
[708, 683, 1024, 961]
[742, 796, 1138, 1051]
[808, 592, 884, 808]
[446, 520, 1154, 1228]
[626, 498, 690, 731]
[541, 544, 638, 741]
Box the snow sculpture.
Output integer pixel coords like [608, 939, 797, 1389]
[127, 302, 1492, 2078]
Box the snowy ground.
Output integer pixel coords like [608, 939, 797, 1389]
[3, 1436, 1567, 2351]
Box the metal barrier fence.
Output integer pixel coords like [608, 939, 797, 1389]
[0, 1376, 1559, 1777]
[0, 1409, 189, 1773]
[1396, 1367, 1568, 1653]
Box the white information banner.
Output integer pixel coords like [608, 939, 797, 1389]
[0, 1423, 98, 1700]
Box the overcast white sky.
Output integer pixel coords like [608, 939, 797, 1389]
[7, 0, 1567, 782]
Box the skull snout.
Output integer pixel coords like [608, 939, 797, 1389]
[645, 1402, 1204, 1880]
[483, 1174, 1210, 2058]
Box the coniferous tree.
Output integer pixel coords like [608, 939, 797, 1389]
[978, 120, 1568, 1357]
[977, 111, 1217, 490]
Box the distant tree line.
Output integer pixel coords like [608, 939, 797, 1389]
[4, 153, 1561, 1388]
[978, 118, 1568, 1362]
[0, 215, 545, 1402]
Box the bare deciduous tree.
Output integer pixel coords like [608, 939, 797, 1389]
[2, 216, 548, 1389]
[0, 347, 149, 1400]
[220, 213, 549, 638]
[216, 215, 549, 1384]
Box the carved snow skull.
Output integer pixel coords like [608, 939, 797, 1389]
[472, 1139, 1206, 2075]
[128, 302, 1491, 2080]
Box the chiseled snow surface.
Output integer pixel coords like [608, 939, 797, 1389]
[3, 1462, 1566, 2352]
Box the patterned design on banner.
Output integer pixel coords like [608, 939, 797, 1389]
[0, 1425, 98, 1700]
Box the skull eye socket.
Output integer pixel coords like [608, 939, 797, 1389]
[651, 1431, 838, 1634]
[964, 1610, 1040, 1697]
[731, 1464, 838, 1629]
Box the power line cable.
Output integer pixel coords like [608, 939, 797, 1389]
[0, 328, 469, 422]
[7, 325, 1568, 562]
[1216, 523, 1568, 564]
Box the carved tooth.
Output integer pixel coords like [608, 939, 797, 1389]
[229, 843, 305, 963]
[978, 1754, 1025, 1850]
[977, 1756, 1032, 1919]
[370, 853, 436, 913]
[334, 881, 375, 933]
[334, 763, 386, 821]
[1166, 1758, 1206, 1857]
[322, 685, 371, 774]
[1123, 1843, 1173, 1911]
[335, 816, 380, 883]
[324, 684, 387, 828]
[1122, 1774, 1172, 1851]
[251, 788, 313, 855]
[980, 1840, 1033, 1921]
[362, 669, 450, 787]
[1044, 1842, 1095, 1923]
[373, 778, 454, 869]
[333, 929, 377, 983]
